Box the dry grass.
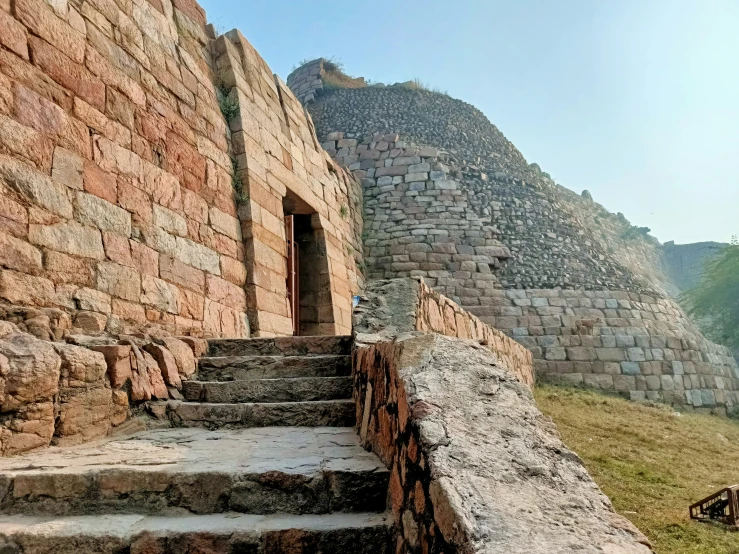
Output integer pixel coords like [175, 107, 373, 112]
[322, 70, 365, 90]
[535, 385, 739, 554]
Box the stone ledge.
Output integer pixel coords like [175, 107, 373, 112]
[354, 333, 653, 553]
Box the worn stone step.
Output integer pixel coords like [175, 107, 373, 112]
[0, 512, 391, 553]
[167, 399, 356, 429]
[0, 428, 388, 517]
[207, 335, 353, 358]
[197, 354, 351, 382]
[182, 376, 353, 404]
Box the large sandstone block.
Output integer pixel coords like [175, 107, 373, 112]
[0, 270, 56, 306]
[175, 237, 221, 275]
[53, 343, 108, 388]
[144, 344, 182, 389]
[76, 192, 132, 236]
[0, 401, 55, 456]
[29, 222, 105, 259]
[29, 36, 105, 111]
[0, 331, 61, 411]
[97, 262, 141, 301]
[141, 275, 180, 314]
[0, 10, 29, 60]
[54, 386, 112, 446]
[0, 154, 72, 218]
[160, 337, 196, 377]
[0, 231, 42, 274]
[91, 345, 132, 389]
[16, 0, 86, 63]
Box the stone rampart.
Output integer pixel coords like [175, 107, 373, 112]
[288, 65, 739, 410]
[0, 0, 362, 340]
[353, 333, 652, 553]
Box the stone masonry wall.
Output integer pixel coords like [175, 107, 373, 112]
[287, 65, 739, 409]
[0, 0, 362, 341]
[354, 333, 653, 553]
[285, 58, 322, 104]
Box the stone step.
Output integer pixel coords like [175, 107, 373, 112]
[0, 428, 388, 517]
[207, 335, 353, 358]
[0, 512, 391, 553]
[167, 399, 356, 429]
[182, 376, 353, 404]
[197, 354, 351, 382]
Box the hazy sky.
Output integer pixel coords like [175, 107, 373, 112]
[200, 0, 738, 245]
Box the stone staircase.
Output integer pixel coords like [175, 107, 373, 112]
[0, 336, 392, 553]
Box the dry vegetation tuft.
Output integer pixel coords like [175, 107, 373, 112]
[535, 385, 739, 554]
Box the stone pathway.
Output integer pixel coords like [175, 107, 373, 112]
[0, 336, 391, 553]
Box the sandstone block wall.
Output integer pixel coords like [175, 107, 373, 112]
[354, 333, 652, 553]
[0, 0, 362, 339]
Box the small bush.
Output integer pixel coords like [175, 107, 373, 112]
[217, 85, 239, 121]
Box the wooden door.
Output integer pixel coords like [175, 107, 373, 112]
[285, 215, 300, 336]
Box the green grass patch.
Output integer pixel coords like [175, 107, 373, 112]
[535, 385, 739, 554]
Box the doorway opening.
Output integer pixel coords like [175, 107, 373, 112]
[284, 194, 335, 336]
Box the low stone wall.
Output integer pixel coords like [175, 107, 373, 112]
[468, 288, 739, 410]
[354, 333, 653, 553]
[0, 318, 204, 457]
[354, 278, 533, 386]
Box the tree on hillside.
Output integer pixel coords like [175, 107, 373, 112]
[682, 241, 739, 350]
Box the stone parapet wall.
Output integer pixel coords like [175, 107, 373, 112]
[414, 279, 534, 386]
[354, 333, 652, 553]
[354, 278, 534, 387]
[0, 0, 362, 339]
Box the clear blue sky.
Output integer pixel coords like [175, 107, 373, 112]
[200, 0, 738, 245]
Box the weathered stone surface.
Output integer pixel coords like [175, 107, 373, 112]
[97, 262, 141, 301]
[53, 344, 107, 387]
[184, 376, 352, 404]
[76, 192, 132, 236]
[29, 222, 105, 259]
[0, 231, 42, 274]
[126, 344, 152, 402]
[0, 427, 388, 520]
[355, 333, 652, 553]
[144, 344, 182, 389]
[91, 345, 132, 388]
[197, 354, 351, 382]
[160, 337, 196, 378]
[0, 330, 61, 455]
[52, 147, 83, 190]
[74, 311, 108, 332]
[143, 350, 168, 400]
[0, 154, 73, 218]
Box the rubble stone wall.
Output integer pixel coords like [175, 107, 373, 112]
[289, 65, 739, 410]
[353, 333, 653, 553]
[0, 316, 205, 456]
[0, 0, 362, 340]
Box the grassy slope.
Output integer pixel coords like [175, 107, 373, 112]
[535, 385, 739, 554]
